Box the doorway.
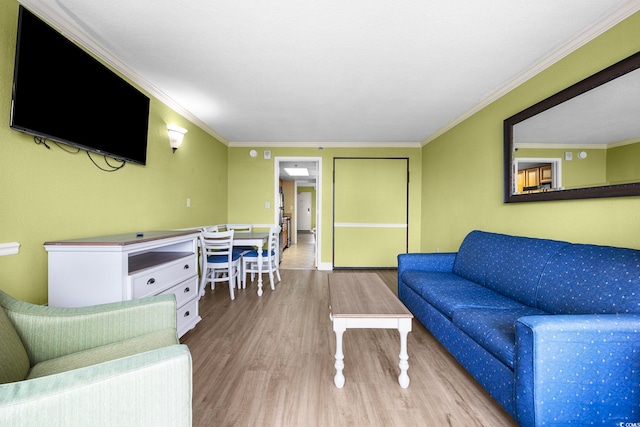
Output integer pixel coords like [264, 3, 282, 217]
[275, 157, 322, 270]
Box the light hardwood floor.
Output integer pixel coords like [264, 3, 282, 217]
[181, 269, 518, 427]
[279, 231, 316, 270]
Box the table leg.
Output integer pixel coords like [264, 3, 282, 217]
[256, 246, 263, 296]
[398, 319, 411, 388]
[333, 319, 346, 388]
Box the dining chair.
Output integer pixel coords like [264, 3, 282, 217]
[226, 223, 254, 254]
[241, 225, 281, 291]
[226, 224, 252, 232]
[199, 230, 241, 300]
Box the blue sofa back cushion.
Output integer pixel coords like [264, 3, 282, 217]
[452, 230, 496, 285]
[453, 230, 570, 307]
[484, 234, 569, 307]
[537, 244, 640, 314]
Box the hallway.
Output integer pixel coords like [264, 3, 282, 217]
[279, 231, 315, 270]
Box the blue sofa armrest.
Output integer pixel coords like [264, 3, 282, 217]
[515, 314, 640, 427]
[397, 253, 456, 277]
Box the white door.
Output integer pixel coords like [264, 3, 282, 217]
[297, 192, 312, 231]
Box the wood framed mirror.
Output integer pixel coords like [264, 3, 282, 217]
[504, 51, 640, 203]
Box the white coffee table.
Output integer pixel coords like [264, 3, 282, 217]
[328, 273, 413, 388]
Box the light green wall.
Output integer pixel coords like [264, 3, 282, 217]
[608, 141, 640, 184]
[228, 147, 422, 267]
[421, 11, 640, 252]
[0, 0, 228, 303]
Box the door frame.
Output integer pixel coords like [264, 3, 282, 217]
[274, 156, 322, 269]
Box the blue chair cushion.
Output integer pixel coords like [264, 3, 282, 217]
[207, 251, 241, 263]
[244, 249, 275, 258]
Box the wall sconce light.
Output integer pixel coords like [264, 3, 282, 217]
[168, 124, 188, 152]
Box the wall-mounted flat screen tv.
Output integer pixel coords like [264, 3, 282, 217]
[10, 6, 150, 165]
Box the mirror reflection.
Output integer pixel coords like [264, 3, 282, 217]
[504, 51, 640, 202]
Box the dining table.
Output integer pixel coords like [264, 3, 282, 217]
[232, 231, 269, 296]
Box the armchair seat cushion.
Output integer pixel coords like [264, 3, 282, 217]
[27, 328, 178, 380]
[0, 309, 29, 384]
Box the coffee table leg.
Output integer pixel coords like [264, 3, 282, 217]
[398, 319, 411, 388]
[333, 320, 346, 388]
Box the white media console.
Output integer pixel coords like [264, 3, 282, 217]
[44, 230, 201, 337]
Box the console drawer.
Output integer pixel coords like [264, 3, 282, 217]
[130, 255, 197, 299]
[177, 298, 199, 329]
[161, 276, 198, 307]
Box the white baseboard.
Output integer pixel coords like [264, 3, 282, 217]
[317, 262, 333, 271]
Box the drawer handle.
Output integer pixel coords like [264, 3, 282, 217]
[184, 264, 190, 270]
[184, 287, 190, 293]
[184, 311, 190, 317]
[147, 278, 156, 285]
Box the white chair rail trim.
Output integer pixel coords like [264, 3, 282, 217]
[0, 242, 20, 256]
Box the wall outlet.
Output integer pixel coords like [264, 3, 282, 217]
[186, 198, 191, 207]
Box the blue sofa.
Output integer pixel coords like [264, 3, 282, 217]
[398, 230, 640, 426]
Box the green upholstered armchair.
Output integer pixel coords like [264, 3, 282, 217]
[0, 290, 192, 426]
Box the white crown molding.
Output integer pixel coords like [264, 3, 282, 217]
[17, 0, 230, 146]
[229, 141, 422, 148]
[515, 143, 609, 150]
[421, 1, 640, 146]
[0, 243, 20, 256]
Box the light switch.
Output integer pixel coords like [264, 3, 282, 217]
[265, 201, 270, 209]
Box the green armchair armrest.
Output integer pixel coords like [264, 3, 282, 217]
[0, 291, 192, 426]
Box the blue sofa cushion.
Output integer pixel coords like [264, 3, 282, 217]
[452, 230, 497, 285]
[537, 244, 640, 314]
[483, 234, 569, 307]
[453, 230, 570, 307]
[453, 307, 547, 369]
[401, 271, 524, 318]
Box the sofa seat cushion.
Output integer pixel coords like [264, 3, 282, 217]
[0, 308, 30, 384]
[453, 307, 547, 369]
[26, 328, 177, 380]
[401, 271, 524, 318]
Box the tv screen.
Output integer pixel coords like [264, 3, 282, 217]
[10, 7, 150, 165]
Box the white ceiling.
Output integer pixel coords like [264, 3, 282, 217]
[17, 0, 640, 147]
